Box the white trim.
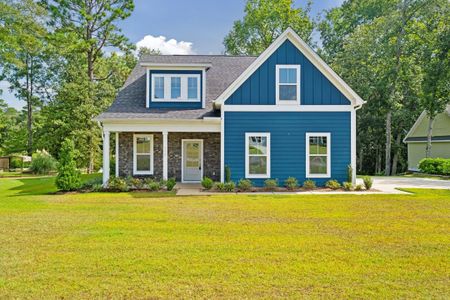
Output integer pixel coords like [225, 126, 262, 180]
[181, 139, 203, 183]
[133, 134, 154, 175]
[245, 132, 271, 179]
[222, 105, 353, 112]
[305, 132, 331, 178]
[141, 63, 211, 68]
[220, 107, 225, 182]
[275, 64, 301, 105]
[146, 69, 150, 108]
[101, 120, 220, 133]
[214, 27, 365, 107]
[403, 111, 426, 143]
[162, 131, 168, 180]
[202, 69, 206, 109]
[102, 130, 110, 185]
[405, 140, 450, 144]
[351, 109, 356, 184]
[115, 132, 119, 177]
[151, 73, 201, 102]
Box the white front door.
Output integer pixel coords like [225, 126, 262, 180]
[182, 140, 203, 182]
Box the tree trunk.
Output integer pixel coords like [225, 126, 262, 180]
[375, 147, 380, 175]
[385, 111, 392, 176]
[392, 133, 402, 175]
[358, 148, 364, 173]
[26, 54, 33, 156]
[425, 116, 434, 158]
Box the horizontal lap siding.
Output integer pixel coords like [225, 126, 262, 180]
[226, 40, 350, 106]
[224, 112, 351, 186]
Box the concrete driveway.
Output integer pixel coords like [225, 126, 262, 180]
[357, 176, 450, 193]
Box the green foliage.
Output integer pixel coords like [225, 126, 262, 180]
[81, 177, 103, 190]
[347, 164, 353, 183]
[325, 179, 341, 190]
[147, 181, 161, 191]
[9, 157, 23, 169]
[264, 179, 278, 191]
[225, 165, 231, 182]
[362, 176, 373, 190]
[224, 181, 236, 192]
[284, 177, 298, 190]
[107, 177, 129, 192]
[342, 182, 353, 191]
[214, 182, 226, 192]
[129, 177, 144, 189]
[419, 158, 450, 175]
[355, 184, 363, 191]
[30, 150, 57, 175]
[237, 178, 253, 191]
[55, 139, 82, 191]
[201, 177, 214, 190]
[224, 0, 313, 55]
[165, 178, 176, 191]
[302, 179, 316, 190]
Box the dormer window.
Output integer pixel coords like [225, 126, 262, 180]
[276, 65, 300, 105]
[151, 73, 201, 102]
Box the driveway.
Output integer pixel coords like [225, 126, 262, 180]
[357, 176, 450, 193]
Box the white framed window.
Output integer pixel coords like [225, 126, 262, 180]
[151, 73, 200, 102]
[245, 132, 270, 178]
[306, 133, 331, 178]
[133, 134, 154, 175]
[276, 64, 300, 105]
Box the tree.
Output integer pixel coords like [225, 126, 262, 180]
[55, 138, 81, 191]
[223, 0, 314, 55]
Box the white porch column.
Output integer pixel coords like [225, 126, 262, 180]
[162, 131, 168, 180]
[115, 132, 119, 177]
[351, 108, 357, 184]
[102, 130, 110, 185]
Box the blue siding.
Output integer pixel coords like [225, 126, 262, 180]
[226, 40, 350, 105]
[224, 112, 351, 186]
[149, 70, 202, 109]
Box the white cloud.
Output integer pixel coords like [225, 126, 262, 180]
[136, 35, 195, 55]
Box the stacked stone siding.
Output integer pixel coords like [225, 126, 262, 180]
[118, 132, 220, 181]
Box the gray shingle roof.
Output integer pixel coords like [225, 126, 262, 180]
[96, 55, 256, 120]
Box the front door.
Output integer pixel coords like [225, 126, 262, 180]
[182, 140, 203, 182]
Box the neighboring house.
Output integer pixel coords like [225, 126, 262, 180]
[95, 28, 365, 186]
[403, 105, 450, 171]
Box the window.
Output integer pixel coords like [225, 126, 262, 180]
[245, 133, 270, 178]
[306, 133, 330, 178]
[276, 65, 300, 104]
[151, 73, 200, 101]
[133, 134, 154, 175]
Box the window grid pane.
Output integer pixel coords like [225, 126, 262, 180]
[248, 136, 267, 155]
[171, 77, 181, 99]
[188, 77, 198, 99]
[136, 137, 151, 154]
[136, 154, 151, 171]
[154, 77, 164, 99]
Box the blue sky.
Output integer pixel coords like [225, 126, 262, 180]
[2, 0, 343, 109]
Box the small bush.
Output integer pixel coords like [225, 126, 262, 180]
[91, 183, 104, 192]
[302, 179, 316, 190]
[10, 157, 24, 169]
[362, 176, 373, 190]
[166, 178, 176, 191]
[325, 179, 341, 190]
[201, 177, 214, 190]
[214, 182, 226, 192]
[108, 177, 129, 192]
[147, 181, 160, 191]
[55, 140, 82, 191]
[237, 179, 253, 191]
[284, 177, 299, 190]
[342, 182, 353, 191]
[224, 181, 236, 192]
[158, 179, 166, 189]
[30, 150, 57, 175]
[355, 184, 363, 191]
[419, 158, 450, 175]
[130, 177, 144, 189]
[225, 165, 231, 182]
[347, 164, 353, 183]
[81, 177, 103, 190]
[264, 179, 278, 191]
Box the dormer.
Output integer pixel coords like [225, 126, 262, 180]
[142, 62, 211, 109]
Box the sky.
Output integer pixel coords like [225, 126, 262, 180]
[2, 0, 343, 110]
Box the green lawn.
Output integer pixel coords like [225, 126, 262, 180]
[0, 176, 449, 298]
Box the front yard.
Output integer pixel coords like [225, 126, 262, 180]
[0, 176, 449, 298]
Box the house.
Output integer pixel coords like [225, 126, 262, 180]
[95, 28, 365, 186]
[403, 105, 450, 171]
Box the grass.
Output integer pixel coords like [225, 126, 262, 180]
[0, 176, 449, 298]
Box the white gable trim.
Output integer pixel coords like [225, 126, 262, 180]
[214, 27, 365, 107]
[403, 111, 426, 143]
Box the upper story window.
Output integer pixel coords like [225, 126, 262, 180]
[276, 65, 300, 105]
[151, 73, 201, 102]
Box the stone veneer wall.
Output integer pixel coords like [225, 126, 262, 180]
[118, 132, 220, 181]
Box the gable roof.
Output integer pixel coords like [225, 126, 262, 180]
[214, 27, 365, 107]
[95, 55, 256, 121]
[404, 105, 450, 143]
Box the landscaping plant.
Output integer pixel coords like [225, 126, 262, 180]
[214, 182, 226, 192]
[362, 176, 373, 190]
[166, 178, 176, 191]
[108, 177, 129, 192]
[201, 177, 214, 190]
[302, 179, 316, 190]
[418, 158, 450, 175]
[343, 182, 353, 191]
[237, 179, 253, 191]
[325, 179, 341, 190]
[55, 139, 82, 191]
[347, 164, 353, 183]
[225, 165, 231, 182]
[264, 179, 278, 191]
[284, 177, 298, 190]
[30, 150, 57, 175]
[355, 184, 363, 191]
[224, 181, 236, 192]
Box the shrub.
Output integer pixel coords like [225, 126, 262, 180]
[225, 165, 231, 182]
[342, 182, 353, 191]
[237, 179, 253, 191]
[81, 177, 103, 190]
[166, 178, 176, 191]
[130, 177, 144, 189]
[158, 179, 166, 189]
[302, 179, 316, 190]
[201, 177, 214, 190]
[355, 184, 363, 191]
[30, 150, 57, 175]
[10, 157, 23, 169]
[108, 176, 129, 192]
[347, 164, 353, 183]
[325, 179, 341, 190]
[264, 179, 278, 191]
[284, 177, 298, 190]
[55, 140, 82, 191]
[91, 183, 104, 192]
[362, 176, 373, 190]
[214, 182, 226, 192]
[224, 181, 236, 192]
[147, 181, 161, 191]
[419, 158, 450, 175]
